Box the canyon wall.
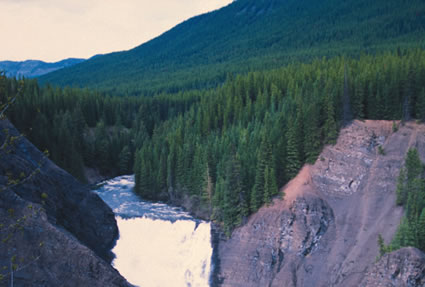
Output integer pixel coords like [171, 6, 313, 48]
[217, 120, 425, 287]
[0, 119, 130, 286]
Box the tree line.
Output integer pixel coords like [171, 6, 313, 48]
[0, 78, 199, 181]
[133, 49, 425, 233]
[1, 49, 425, 233]
[378, 148, 425, 256]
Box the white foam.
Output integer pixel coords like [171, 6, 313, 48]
[95, 175, 213, 287]
[113, 217, 212, 287]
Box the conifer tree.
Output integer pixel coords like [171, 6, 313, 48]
[418, 208, 425, 251]
[263, 167, 272, 205]
[323, 94, 338, 145]
[118, 146, 131, 174]
[286, 117, 302, 179]
[192, 144, 207, 196]
[391, 217, 409, 249]
[134, 151, 142, 194]
[212, 176, 225, 222]
[377, 234, 387, 257]
[251, 167, 265, 212]
[251, 139, 264, 211]
[405, 221, 417, 247]
[223, 154, 243, 233]
[342, 64, 352, 125]
[303, 104, 321, 163]
[263, 165, 278, 204]
[275, 133, 287, 187]
[396, 167, 407, 205]
[157, 151, 167, 192]
[167, 143, 177, 194]
[405, 148, 423, 181]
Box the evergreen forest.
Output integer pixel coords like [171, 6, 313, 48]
[2, 49, 425, 232]
[39, 0, 425, 96]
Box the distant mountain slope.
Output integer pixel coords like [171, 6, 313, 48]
[40, 0, 425, 95]
[0, 58, 85, 78]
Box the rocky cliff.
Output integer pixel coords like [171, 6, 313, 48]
[217, 120, 425, 286]
[361, 247, 425, 286]
[0, 119, 130, 286]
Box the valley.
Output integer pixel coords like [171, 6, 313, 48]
[1, 0, 425, 286]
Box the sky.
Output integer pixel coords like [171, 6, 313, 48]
[0, 0, 233, 62]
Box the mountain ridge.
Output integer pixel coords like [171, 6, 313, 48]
[39, 0, 425, 95]
[0, 58, 85, 78]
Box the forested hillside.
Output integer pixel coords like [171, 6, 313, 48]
[3, 49, 425, 232]
[132, 50, 425, 232]
[39, 0, 425, 95]
[0, 73, 198, 181]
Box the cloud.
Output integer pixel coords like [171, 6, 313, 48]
[0, 0, 232, 62]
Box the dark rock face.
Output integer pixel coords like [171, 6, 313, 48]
[0, 119, 130, 286]
[217, 120, 425, 286]
[361, 247, 425, 287]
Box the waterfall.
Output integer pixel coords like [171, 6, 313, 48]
[95, 175, 213, 287]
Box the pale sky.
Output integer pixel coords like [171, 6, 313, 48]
[0, 0, 233, 62]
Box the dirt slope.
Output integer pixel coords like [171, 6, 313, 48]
[217, 120, 425, 287]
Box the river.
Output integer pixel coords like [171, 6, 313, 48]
[94, 175, 213, 287]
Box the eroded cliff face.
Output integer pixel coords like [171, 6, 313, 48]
[217, 120, 425, 287]
[361, 247, 425, 286]
[0, 119, 130, 286]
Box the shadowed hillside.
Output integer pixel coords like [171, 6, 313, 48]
[0, 119, 130, 286]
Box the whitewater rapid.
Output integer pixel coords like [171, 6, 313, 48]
[94, 175, 213, 287]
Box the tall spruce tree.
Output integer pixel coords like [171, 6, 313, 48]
[303, 104, 321, 163]
[286, 117, 302, 179]
[324, 93, 338, 145]
[223, 154, 243, 233]
[396, 167, 407, 206]
[418, 208, 425, 251]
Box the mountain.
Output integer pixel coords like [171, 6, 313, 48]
[216, 120, 425, 286]
[0, 58, 85, 78]
[39, 0, 425, 95]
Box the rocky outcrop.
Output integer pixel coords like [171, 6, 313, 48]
[361, 247, 425, 286]
[218, 190, 334, 287]
[0, 119, 130, 286]
[217, 120, 425, 286]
